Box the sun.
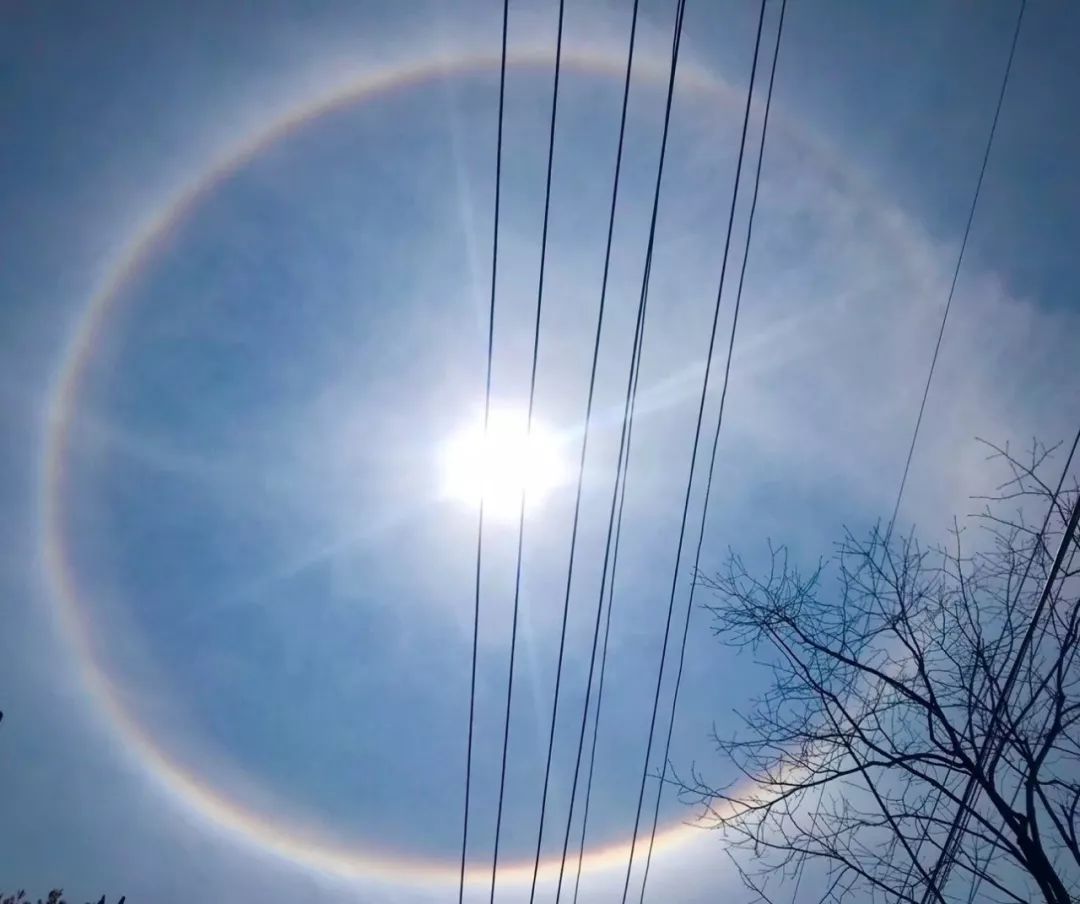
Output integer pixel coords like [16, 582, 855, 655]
[441, 406, 567, 519]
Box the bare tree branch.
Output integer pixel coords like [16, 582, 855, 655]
[677, 440, 1080, 904]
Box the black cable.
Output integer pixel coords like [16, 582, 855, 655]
[571, 287, 649, 904]
[619, 3, 768, 902]
[637, 3, 785, 900]
[459, 2, 510, 901]
[548, 0, 642, 899]
[885, 0, 1027, 544]
[487, 1, 566, 900]
[878, 3, 1028, 896]
[528, 1, 687, 900]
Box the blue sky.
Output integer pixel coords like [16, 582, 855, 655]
[2, 2, 1079, 902]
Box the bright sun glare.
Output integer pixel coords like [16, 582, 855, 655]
[441, 407, 566, 519]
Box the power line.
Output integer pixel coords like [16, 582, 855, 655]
[458, 2, 510, 901]
[529, 1, 688, 900]
[488, 0, 566, 900]
[885, 0, 1027, 544]
[618, 2, 768, 902]
[571, 279, 650, 904]
[548, 0, 642, 899]
[637, 2, 786, 900]
[758, 3, 1028, 896]
[871, 2, 1028, 897]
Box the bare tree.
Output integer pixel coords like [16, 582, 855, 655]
[676, 440, 1080, 904]
[0, 894, 123, 904]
